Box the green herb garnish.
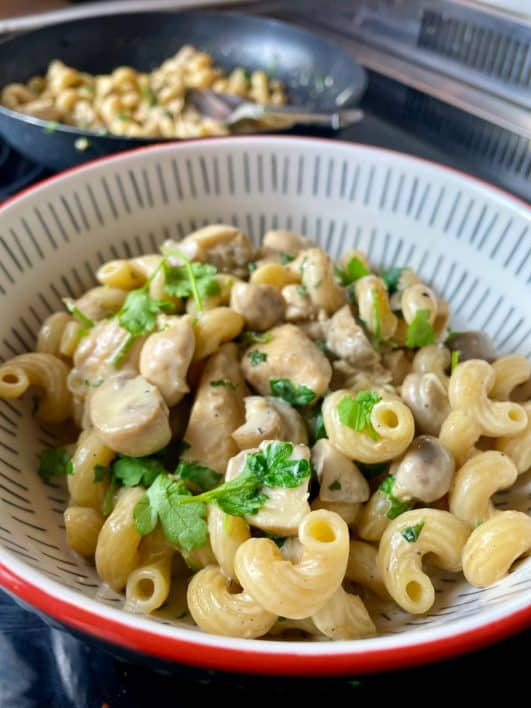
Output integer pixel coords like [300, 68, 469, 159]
[401, 521, 424, 543]
[140, 84, 157, 106]
[379, 475, 414, 519]
[334, 256, 369, 286]
[134, 474, 208, 551]
[240, 330, 273, 345]
[247, 350, 267, 366]
[279, 252, 294, 264]
[270, 378, 316, 407]
[44, 120, 59, 134]
[296, 283, 308, 296]
[328, 479, 342, 491]
[63, 299, 94, 329]
[163, 255, 220, 310]
[381, 267, 405, 294]
[37, 449, 73, 483]
[247, 261, 257, 273]
[175, 460, 222, 492]
[337, 391, 381, 440]
[210, 379, 236, 389]
[405, 309, 436, 348]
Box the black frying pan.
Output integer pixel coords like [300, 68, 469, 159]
[0, 10, 366, 172]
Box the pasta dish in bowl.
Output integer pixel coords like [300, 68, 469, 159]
[0, 137, 528, 674]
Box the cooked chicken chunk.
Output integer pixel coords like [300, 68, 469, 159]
[139, 315, 195, 407]
[182, 343, 247, 473]
[311, 439, 370, 503]
[289, 248, 345, 315]
[325, 305, 379, 369]
[281, 284, 319, 322]
[69, 318, 143, 394]
[241, 323, 332, 398]
[230, 282, 285, 331]
[89, 373, 171, 457]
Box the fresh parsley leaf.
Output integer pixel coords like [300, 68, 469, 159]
[381, 267, 404, 294]
[355, 461, 388, 480]
[334, 256, 369, 286]
[405, 309, 436, 348]
[337, 391, 381, 440]
[248, 441, 311, 488]
[63, 299, 94, 329]
[164, 261, 220, 300]
[314, 339, 327, 352]
[118, 287, 175, 338]
[176, 442, 309, 517]
[279, 252, 294, 264]
[175, 460, 222, 492]
[134, 474, 208, 550]
[179, 467, 268, 517]
[112, 455, 165, 487]
[475, 520, 483, 528]
[240, 330, 273, 345]
[84, 378, 103, 388]
[401, 521, 424, 543]
[111, 265, 176, 365]
[37, 449, 73, 483]
[270, 378, 316, 407]
[379, 475, 414, 519]
[247, 261, 257, 273]
[210, 379, 236, 389]
[451, 349, 460, 373]
[296, 284, 308, 296]
[162, 248, 219, 313]
[247, 350, 267, 366]
[328, 479, 341, 491]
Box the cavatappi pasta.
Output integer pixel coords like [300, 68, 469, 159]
[1, 46, 286, 139]
[1, 223, 529, 641]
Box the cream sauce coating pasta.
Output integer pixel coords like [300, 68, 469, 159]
[2, 223, 529, 641]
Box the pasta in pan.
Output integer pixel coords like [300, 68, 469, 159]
[1, 46, 287, 139]
[1, 223, 529, 640]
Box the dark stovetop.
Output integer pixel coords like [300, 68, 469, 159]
[0, 60, 529, 706]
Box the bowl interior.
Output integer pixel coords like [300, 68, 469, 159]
[0, 138, 529, 669]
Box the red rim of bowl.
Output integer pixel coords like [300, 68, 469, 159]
[0, 136, 529, 675]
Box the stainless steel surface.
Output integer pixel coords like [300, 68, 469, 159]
[188, 89, 364, 128]
[250, 0, 531, 140]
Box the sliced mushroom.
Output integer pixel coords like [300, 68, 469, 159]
[139, 314, 195, 407]
[225, 440, 311, 536]
[163, 225, 254, 276]
[262, 229, 313, 256]
[446, 331, 496, 362]
[325, 305, 379, 369]
[311, 439, 370, 504]
[233, 395, 308, 450]
[241, 323, 332, 398]
[182, 343, 246, 473]
[230, 282, 285, 331]
[392, 435, 455, 503]
[89, 373, 171, 457]
[400, 372, 450, 436]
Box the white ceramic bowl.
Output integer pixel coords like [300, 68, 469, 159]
[0, 137, 529, 675]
